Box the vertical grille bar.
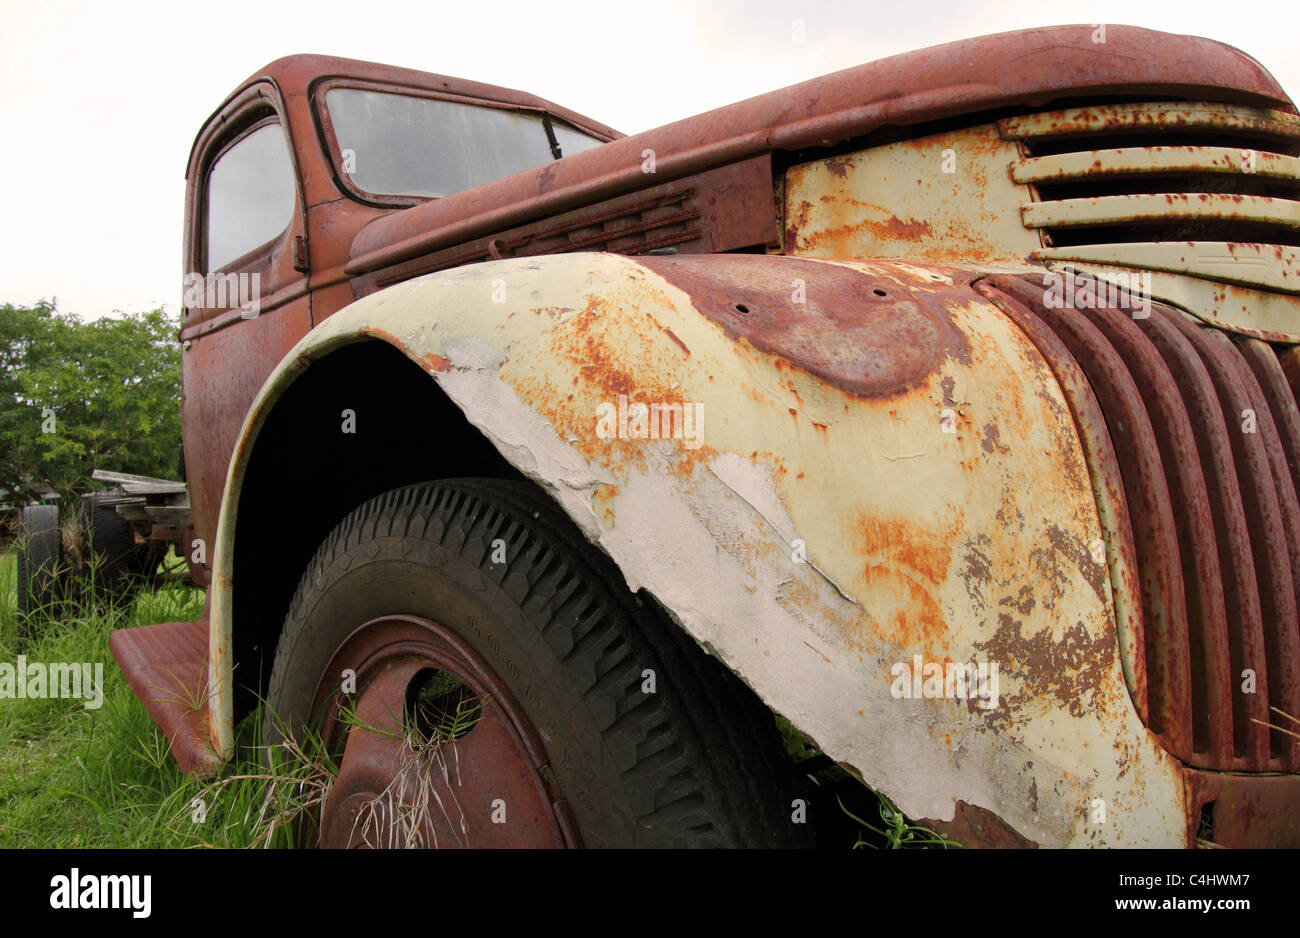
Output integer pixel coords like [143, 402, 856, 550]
[1166, 318, 1300, 768]
[1079, 302, 1235, 767]
[1138, 314, 1269, 766]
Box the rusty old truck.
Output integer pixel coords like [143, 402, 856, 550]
[105, 24, 1300, 848]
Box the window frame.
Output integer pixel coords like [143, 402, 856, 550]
[311, 77, 604, 208]
[201, 113, 299, 274]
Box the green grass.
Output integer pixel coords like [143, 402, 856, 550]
[0, 550, 191, 846]
[0, 550, 334, 848]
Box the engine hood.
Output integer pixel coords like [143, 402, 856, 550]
[346, 24, 1293, 277]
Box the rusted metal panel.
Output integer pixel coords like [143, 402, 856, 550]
[998, 101, 1300, 146]
[919, 800, 1038, 848]
[1280, 346, 1300, 403]
[1033, 244, 1300, 297]
[1046, 263, 1300, 342]
[784, 125, 1037, 266]
[984, 271, 1300, 773]
[210, 252, 1188, 846]
[784, 96, 1300, 341]
[351, 156, 778, 296]
[1241, 340, 1300, 550]
[992, 265, 1299, 773]
[1135, 312, 1268, 768]
[1184, 769, 1300, 847]
[108, 619, 220, 777]
[1077, 300, 1234, 768]
[635, 254, 974, 398]
[1021, 193, 1300, 231]
[998, 102, 1300, 341]
[180, 301, 312, 583]
[1167, 318, 1300, 769]
[1011, 147, 1300, 186]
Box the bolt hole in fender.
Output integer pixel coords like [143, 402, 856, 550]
[263, 479, 804, 848]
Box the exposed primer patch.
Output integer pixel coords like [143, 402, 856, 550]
[435, 363, 613, 541]
[707, 452, 798, 544]
[443, 335, 509, 372]
[706, 452, 858, 605]
[428, 362, 1026, 833]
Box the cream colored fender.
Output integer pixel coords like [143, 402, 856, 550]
[209, 251, 1185, 846]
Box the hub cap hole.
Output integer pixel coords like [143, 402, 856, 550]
[404, 668, 482, 745]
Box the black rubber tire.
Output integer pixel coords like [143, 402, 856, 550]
[71, 493, 150, 603]
[265, 479, 806, 848]
[16, 504, 63, 647]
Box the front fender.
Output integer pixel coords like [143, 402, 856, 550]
[209, 251, 1184, 846]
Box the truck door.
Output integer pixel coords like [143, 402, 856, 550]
[179, 83, 313, 583]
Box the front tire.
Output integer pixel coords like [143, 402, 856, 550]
[265, 479, 803, 848]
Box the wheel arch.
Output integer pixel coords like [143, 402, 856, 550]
[220, 337, 531, 724]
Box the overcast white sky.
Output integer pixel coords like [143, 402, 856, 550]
[2, 0, 1297, 320]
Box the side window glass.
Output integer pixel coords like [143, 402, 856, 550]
[205, 122, 296, 272]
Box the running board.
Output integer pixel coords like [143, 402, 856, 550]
[108, 619, 222, 776]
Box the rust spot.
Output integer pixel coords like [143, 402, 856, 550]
[358, 325, 450, 372]
[502, 289, 717, 478]
[592, 482, 619, 526]
[868, 215, 934, 241]
[661, 326, 690, 356]
[980, 421, 1010, 455]
[960, 532, 992, 606]
[802, 641, 833, 664]
[976, 616, 1116, 723]
[1001, 585, 1036, 617]
[1045, 523, 1107, 606]
[918, 801, 1037, 848]
[941, 375, 958, 407]
[640, 254, 973, 399]
[855, 514, 959, 651]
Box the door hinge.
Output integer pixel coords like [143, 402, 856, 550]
[292, 235, 310, 273]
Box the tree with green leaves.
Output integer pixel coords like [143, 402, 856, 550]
[1, 300, 181, 509]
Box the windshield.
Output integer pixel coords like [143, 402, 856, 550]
[324, 87, 606, 199]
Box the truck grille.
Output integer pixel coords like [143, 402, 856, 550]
[977, 273, 1300, 772]
[1001, 102, 1300, 249]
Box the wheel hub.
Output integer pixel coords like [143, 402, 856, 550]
[313, 615, 579, 848]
